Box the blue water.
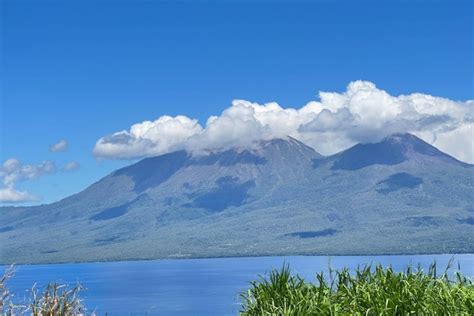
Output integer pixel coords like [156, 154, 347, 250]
[3, 254, 473, 315]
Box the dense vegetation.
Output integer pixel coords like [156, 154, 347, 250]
[0, 265, 86, 315]
[241, 263, 474, 315]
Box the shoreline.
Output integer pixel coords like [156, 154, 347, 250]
[2, 252, 473, 268]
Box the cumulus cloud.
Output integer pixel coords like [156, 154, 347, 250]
[62, 161, 80, 171]
[93, 116, 202, 159]
[93, 81, 474, 163]
[0, 187, 37, 203]
[49, 139, 68, 152]
[0, 159, 56, 203]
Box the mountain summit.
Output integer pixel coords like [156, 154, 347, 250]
[0, 134, 472, 264]
[328, 133, 468, 171]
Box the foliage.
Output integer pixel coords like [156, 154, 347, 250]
[241, 262, 474, 315]
[0, 265, 15, 313]
[0, 266, 86, 315]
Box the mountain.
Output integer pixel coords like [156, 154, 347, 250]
[0, 134, 473, 264]
[327, 133, 469, 170]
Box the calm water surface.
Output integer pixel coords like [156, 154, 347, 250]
[3, 254, 473, 315]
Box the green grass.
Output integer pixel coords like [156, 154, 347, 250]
[240, 262, 474, 315]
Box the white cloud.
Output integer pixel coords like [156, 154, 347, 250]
[93, 81, 474, 163]
[93, 116, 202, 159]
[421, 123, 473, 164]
[0, 159, 56, 203]
[62, 161, 80, 171]
[49, 139, 68, 152]
[0, 187, 37, 203]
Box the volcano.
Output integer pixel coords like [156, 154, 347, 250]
[1, 134, 472, 264]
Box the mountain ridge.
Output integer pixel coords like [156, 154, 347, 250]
[0, 133, 473, 264]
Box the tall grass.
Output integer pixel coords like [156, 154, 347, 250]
[0, 265, 86, 315]
[241, 262, 474, 315]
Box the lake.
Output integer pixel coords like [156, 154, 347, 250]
[2, 254, 473, 315]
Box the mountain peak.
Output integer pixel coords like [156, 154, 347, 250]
[381, 133, 463, 159]
[384, 132, 419, 142]
[383, 133, 431, 148]
[110, 136, 320, 194]
[193, 136, 322, 161]
[330, 133, 467, 171]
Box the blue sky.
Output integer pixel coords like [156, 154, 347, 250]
[1, 0, 473, 205]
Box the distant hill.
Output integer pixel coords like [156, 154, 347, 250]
[0, 134, 472, 264]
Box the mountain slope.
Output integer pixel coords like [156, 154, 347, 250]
[0, 134, 473, 264]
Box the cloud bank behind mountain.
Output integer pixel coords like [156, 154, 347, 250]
[93, 81, 473, 163]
